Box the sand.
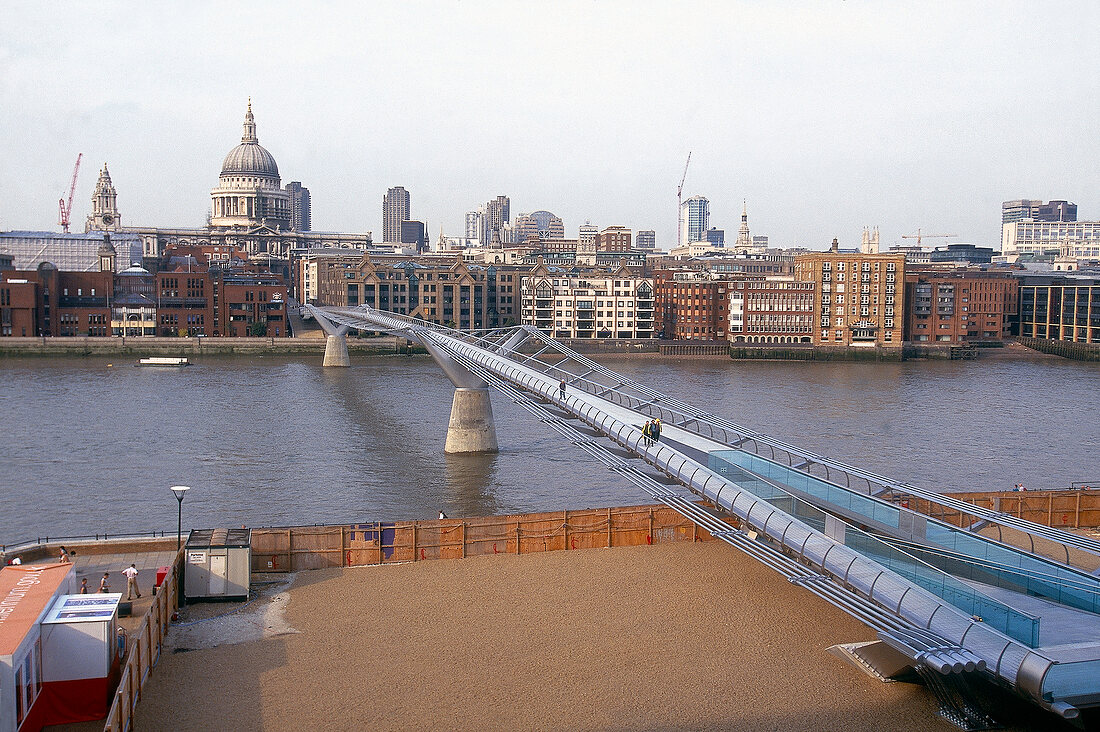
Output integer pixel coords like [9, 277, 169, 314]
[132, 541, 1072, 731]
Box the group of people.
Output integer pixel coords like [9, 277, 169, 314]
[1012, 483, 1028, 492]
[76, 563, 142, 600]
[642, 418, 662, 444]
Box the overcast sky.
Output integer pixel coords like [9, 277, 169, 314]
[2, 1, 1098, 251]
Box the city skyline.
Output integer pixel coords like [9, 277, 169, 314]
[2, 1, 1099, 250]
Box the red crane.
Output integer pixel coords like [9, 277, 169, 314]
[58, 153, 83, 233]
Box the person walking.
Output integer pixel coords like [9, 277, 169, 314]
[79, 577, 89, 594]
[123, 563, 141, 600]
[98, 572, 110, 593]
[58, 546, 71, 564]
[642, 420, 653, 446]
[653, 419, 662, 442]
[559, 379, 567, 400]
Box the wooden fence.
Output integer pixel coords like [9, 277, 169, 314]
[103, 549, 183, 732]
[920, 489, 1100, 530]
[250, 504, 713, 573]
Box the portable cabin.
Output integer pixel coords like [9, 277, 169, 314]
[0, 564, 76, 732]
[39, 593, 122, 724]
[184, 529, 251, 601]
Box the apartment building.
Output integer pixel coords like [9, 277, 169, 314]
[904, 270, 1017, 344]
[521, 264, 654, 338]
[727, 277, 814, 344]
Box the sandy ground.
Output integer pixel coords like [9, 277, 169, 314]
[133, 542, 1076, 731]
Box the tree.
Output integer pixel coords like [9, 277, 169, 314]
[248, 321, 268, 337]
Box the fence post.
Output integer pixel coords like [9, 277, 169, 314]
[516, 523, 521, 555]
[1076, 492, 1082, 529]
[286, 529, 293, 572]
[378, 522, 384, 565]
[413, 524, 417, 561]
[648, 508, 654, 542]
[607, 508, 612, 548]
[563, 510, 569, 550]
[461, 522, 466, 558]
[341, 526, 347, 567]
[1048, 494, 1054, 526]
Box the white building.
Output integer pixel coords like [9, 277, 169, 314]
[679, 196, 709, 247]
[1002, 220, 1100, 260]
[521, 264, 655, 338]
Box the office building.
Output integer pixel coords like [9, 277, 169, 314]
[595, 226, 631, 253]
[655, 273, 729, 341]
[706, 229, 725, 246]
[400, 220, 427, 252]
[635, 230, 656, 250]
[383, 186, 410, 243]
[1017, 274, 1100, 344]
[1001, 220, 1100, 260]
[727, 276, 814, 344]
[515, 211, 565, 242]
[679, 196, 709, 246]
[1002, 199, 1077, 225]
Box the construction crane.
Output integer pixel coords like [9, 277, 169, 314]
[676, 151, 691, 247]
[58, 153, 83, 233]
[901, 228, 955, 247]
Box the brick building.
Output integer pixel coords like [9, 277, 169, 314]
[316, 254, 523, 331]
[655, 274, 729, 341]
[794, 244, 906, 348]
[1, 263, 113, 337]
[904, 270, 1017, 344]
[727, 277, 815, 344]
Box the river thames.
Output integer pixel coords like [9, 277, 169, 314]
[2, 351, 1097, 546]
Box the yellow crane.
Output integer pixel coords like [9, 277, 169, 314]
[901, 228, 956, 247]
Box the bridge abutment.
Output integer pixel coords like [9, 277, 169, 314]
[445, 387, 499, 454]
[323, 334, 351, 367]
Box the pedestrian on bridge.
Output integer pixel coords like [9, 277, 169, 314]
[559, 379, 567, 400]
[642, 420, 653, 446]
[653, 419, 661, 442]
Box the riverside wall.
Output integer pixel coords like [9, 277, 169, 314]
[0, 335, 415, 357]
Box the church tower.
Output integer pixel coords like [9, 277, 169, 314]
[87, 163, 122, 232]
[734, 200, 751, 250]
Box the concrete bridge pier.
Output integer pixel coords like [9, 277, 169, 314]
[444, 387, 499, 454]
[323, 332, 350, 367]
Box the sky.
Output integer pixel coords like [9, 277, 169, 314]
[2, 1, 1098, 251]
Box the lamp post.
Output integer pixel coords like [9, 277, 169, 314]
[171, 485, 190, 550]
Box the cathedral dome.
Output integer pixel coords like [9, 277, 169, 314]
[219, 101, 280, 179]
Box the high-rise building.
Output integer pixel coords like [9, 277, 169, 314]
[679, 196, 709, 246]
[383, 186, 410, 243]
[400, 220, 427, 252]
[481, 195, 510, 245]
[579, 222, 599, 250]
[706, 229, 725, 246]
[285, 182, 311, 232]
[635, 230, 656, 250]
[515, 211, 565, 242]
[1002, 199, 1077, 224]
[465, 210, 482, 240]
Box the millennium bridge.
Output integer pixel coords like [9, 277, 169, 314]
[307, 304, 1100, 730]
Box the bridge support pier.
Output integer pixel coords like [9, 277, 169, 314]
[445, 387, 499, 454]
[323, 333, 350, 367]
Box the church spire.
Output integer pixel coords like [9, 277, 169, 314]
[242, 98, 258, 144]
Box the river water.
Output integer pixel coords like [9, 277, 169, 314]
[2, 351, 1097, 546]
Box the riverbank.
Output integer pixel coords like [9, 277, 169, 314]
[0, 334, 1073, 361]
[130, 541, 1062, 731]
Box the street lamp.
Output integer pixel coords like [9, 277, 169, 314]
[171, 485, 190, 550]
